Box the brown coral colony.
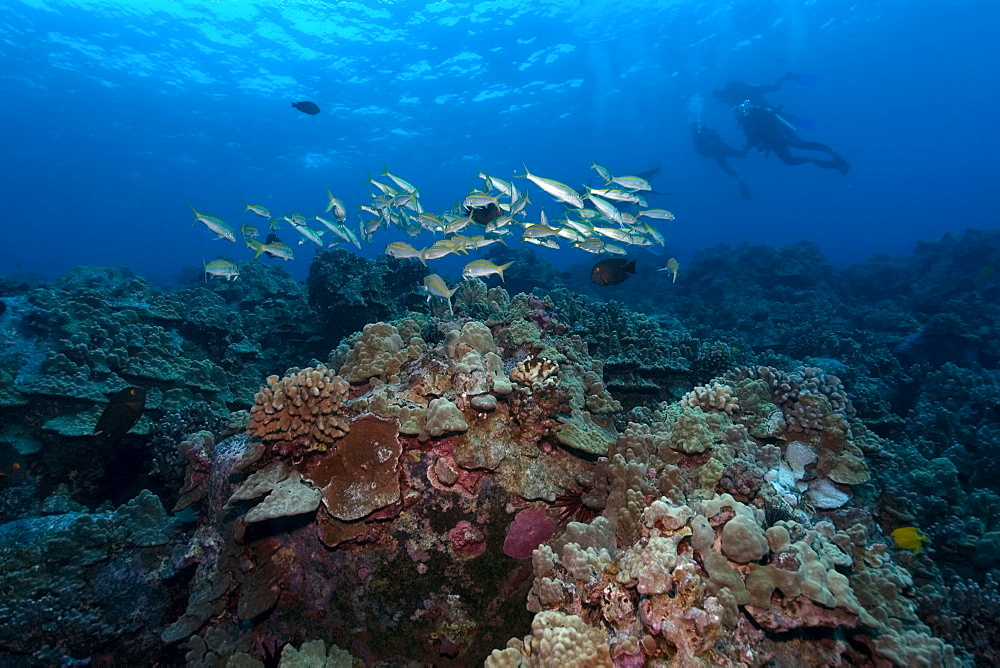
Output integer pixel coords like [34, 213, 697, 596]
[248, 364, 350, 452]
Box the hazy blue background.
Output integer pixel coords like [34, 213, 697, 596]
[2, 0, 997, 284]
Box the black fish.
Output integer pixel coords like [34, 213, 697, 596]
[291, 101, 320, 115]
[94, 386, 147, 440]
[466, 202, 502, 225]
[265, 233, 282, 244]
[0, 442, 26, 485]
[591, 258, 636, 286]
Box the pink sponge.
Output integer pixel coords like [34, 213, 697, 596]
[503, 508, 557, 559]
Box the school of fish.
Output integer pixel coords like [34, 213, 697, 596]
[188, 163, 678, 307]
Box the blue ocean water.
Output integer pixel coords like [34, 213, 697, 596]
[2, 0, 998, 283]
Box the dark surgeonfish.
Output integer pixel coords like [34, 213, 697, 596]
[291, 101, 320, 115]
[94, 386, 147, 440]
[466, 202, 502, 225]
[591, 258, 636, 286]
[0, 442, 26, 485]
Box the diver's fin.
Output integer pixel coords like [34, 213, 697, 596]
[833, 154, 850, 175]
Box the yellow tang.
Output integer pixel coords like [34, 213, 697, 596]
[891, 527, 928, 553]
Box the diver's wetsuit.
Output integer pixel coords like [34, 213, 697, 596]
[735, 101, 850, 174]
[691, 122, 752, 199]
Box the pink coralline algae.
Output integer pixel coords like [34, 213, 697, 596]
[503, 507, 558, 559]
[448, 520, 487, 557]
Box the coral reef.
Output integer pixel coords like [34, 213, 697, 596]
[306, 249, 426, 350]
[0, 264, 320, 507]
[5, 230, 1000, 664]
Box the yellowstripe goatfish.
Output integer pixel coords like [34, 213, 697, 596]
[325, 190, 348, 221]
[385, 241, 422, 262]
[315, 216, 361, 248]
[243, 203, 271, 218]
[658, 258, 680, 283]
[189, 205, 235, 242]
[381, 165, 419, 194]
[609, 174, 652, 191]
[246, 239, 294, 260]
[638, 209, 675, 221]
[423, 274, 458, 315]
[462, 259, 514, 283]
[519, 166, 584, 208]
[203, 258, 239, 281]
[289, 223, 324, 246]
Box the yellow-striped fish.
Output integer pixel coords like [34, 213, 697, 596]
[203, 258, 239, 281]
[658, 258, 680, 283]
[519, 166, 584, 208]
[462, 259, 514, 283]
[189, 205, 235, 242]
[423, 274, 458, 315]
[243, 203, 271, 218]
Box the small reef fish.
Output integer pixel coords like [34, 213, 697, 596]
[519, 166, 584, 208]
[522, 225, 558, 239]
[443, 216, 473, 235]
[573, 239, 607, 254]
[462, 259, 514, 283]
[891, 527, 928, 554]
[189, 205, 235, 242]
[590, 162, 613, 183]
[289, 223, 324, 246]
[325, 190, 348, 221]
[658, 258, 680, 283]
[420, 240, 461, 262]
[247, 238, 294, 260]
[587, 194, 625, 225]
[591, 258, 636, 286]
[366, 175, 398, 197]
[243, 203, 271, 218]
[291, 101, 320, 115]
[381, 166, 419, 194]
[638, 209, 676, 221]
[510, 194, 531, 217]
[204, 258, 240, 281]
[0, 442, 26, 486]
[592, 226, 634, 244]
[423, 274, 458, 315]
[609, 174, 652, 191]
[94, 386, 146, 440]
[240, 224, 259, 239]
[524, 237, 560, 249]
[464, 193, 499, 210]
[641, 223, 665, 246]
[385, 241, 422, 261]
[586, 187, 643, 204]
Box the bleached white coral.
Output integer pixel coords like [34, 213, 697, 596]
[616, 536, 678, 595]
[681, 380, 739, 415]
[485, 611, 612, 668]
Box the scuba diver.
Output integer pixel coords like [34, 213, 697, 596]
[691, 122, 753, 199]
[735, 100, 850, 174]
[713, 71, 803, 108]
